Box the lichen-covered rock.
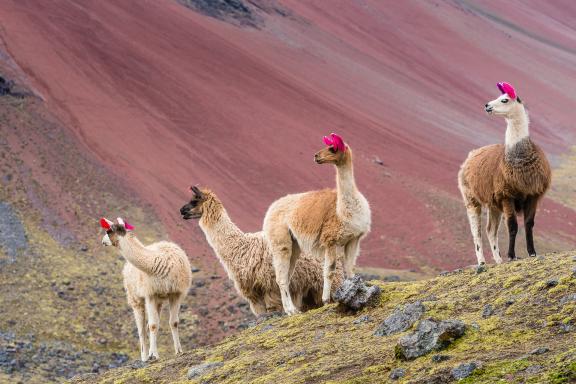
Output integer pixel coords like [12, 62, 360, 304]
[395, 319, 466, 360]
[482, 304, 494, 318]
[451, 361, 479, 379]
[389, 368, 405, 380]
[334, 275, 381, 311]
[374, 301, 425, 336]
[187, 361, 224, 379]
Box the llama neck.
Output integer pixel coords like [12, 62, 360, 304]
[199, 206, 244, 268]
[335, 155, 359, 213]
[118, 233, 156, 275]
[505, 107, 529, 149]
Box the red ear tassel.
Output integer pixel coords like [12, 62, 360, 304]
[100, 218, 112, 230]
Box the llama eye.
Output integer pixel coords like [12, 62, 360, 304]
[329, 147, 336, 154]
[501, 99, 509, 103]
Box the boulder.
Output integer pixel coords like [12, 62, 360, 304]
[395, 319, 466, 360]
[334, 275, 381, 311]
[374, 301, 425, 336]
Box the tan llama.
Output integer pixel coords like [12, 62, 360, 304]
[263, 133, 371, 315]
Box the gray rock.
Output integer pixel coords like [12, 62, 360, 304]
[572, 256, 576, 262]
[529, 347, 549, 355]
[546, 279, 559, 288]
[187, 362, 224, 379]
[571, 267, 576, 278]
[374, 301, 425, 336]
[431, 354, 450, 363]
[452, 362, 478, 379]
[536, 255, 545, 261]
[389, 368, 405, 380]
[130, 360, 147, 369]
[482, 304, 494, 318]
[439, 271, 450, 276]
[334, 275, 381, 311]
[525, 365, 543, 375]
[395, 319, 466, 360]
[560, 294, 576, 305]
[559, 323, 573, 333]
[353, 315, 372, 325]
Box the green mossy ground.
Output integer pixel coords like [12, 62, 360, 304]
[72, 252, 576, 384]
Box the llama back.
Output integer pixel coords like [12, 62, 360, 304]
[130, 241, 191, 297]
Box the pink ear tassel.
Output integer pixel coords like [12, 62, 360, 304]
[497, 82, 516, 100]
[331, 133, 346, 152]
[323, 135, 333, 146]
[124, 221, 135, 231]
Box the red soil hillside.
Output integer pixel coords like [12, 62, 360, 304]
[1, 0, 576, 272]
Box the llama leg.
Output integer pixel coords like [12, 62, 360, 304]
[323, 246, 344, 304]
[465, 204, 485, 265]
[288, 241, 301, 280]
[249, 299, 267, 316]
[168, 295, 183, 354]
[269, 228, 299, 315]
[486, 207, 503, 264]
[132, 300, 149, 361]
[503, 200, 518, 261]
[523, 197, 538, 257]
[343, 238, 360, 278]
[145, 297, 161, 359]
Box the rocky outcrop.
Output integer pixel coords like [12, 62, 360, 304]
[333, 275, 381, 312]
[395, 319, 466, 360]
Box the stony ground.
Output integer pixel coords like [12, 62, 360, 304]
[71, 251, 576, 384]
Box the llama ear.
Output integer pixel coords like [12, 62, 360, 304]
[116, 217, 125, 227]
[331, 133, 346, 152]
[497, 82, 516, 100]
[190, 185, 204, 199]
[100, 217, 113, 230]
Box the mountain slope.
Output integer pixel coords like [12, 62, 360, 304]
[71, 252, 576, 384]
[1, 0, 576, 272]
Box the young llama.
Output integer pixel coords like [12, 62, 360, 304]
[263, 133, 371, 315]
[458, 82, 551, 265]
[100, 217, 192, 361]
[180, 186, 343, 315]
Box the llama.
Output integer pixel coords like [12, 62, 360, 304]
[100, 217, 192, 361]
[458, 82, 551, 265]
[180, 186, 342, 315]
[263, 133, 371, 315]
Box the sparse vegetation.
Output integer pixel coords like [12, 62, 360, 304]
[72, 252, 576, 384]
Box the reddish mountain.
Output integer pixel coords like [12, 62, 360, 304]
[1, 0, 576, 274]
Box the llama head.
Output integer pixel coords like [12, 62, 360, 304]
[180, 186, 209, 220]
[315, 133, 350, 165]
[100, 217, 134, 247]
[485, 82, 523, 117]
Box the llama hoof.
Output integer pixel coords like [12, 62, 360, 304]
[147, 355, 159, 362]
[475, 264, 487, 274]
[285, 308, 301, 316]
[508, 256, 518, 262]
[529, 253, 537, 258]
